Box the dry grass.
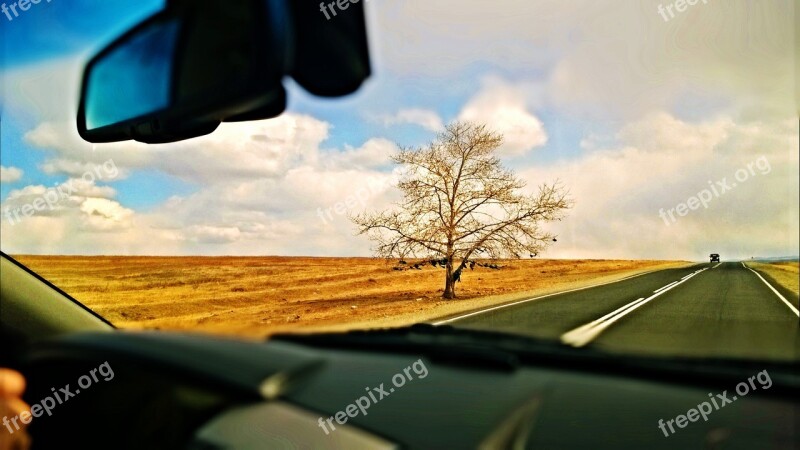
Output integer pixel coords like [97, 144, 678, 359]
[13, 256, 690, 339]
[748, 261, 799, 298]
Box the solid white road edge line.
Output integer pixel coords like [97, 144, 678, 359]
[742, 263, 799, 317]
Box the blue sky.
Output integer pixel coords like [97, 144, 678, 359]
[1, 0, 164, 200]
[1, 0, 797, 259]
[2, 0, 163, 67]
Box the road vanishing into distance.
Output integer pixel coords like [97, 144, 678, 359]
[434, 262, 799, 360]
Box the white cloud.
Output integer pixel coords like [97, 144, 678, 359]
[614, 112, 732, 155]
[458, 78, 548, 157]
[78, 198, 134, 232]
[1, 173, 134, 250]
[3, 177, 120, 218]
[520, 114, 799, 260]
[183, 225, 243, 244]
[0, 166, 23, 183]
[24, 113, 331, 184]
[324, 138, 399, 170]
[379, 108, 444, 132]
[370, 0, 794, 120]
[4, 109, 403, 255]
[2, 57, 85, 121]
[1, 2, 796, 258]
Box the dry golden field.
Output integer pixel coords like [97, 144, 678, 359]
[14, 256, 692, 339]
[748, 261, 799, 298]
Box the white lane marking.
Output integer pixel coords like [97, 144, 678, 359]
[681, 271, 697, 280]
[742, 263, 799, 317]
[431, 266, 688, 325]
[712, 263, 722, 269]
[560, 298, 646, 346]
[561, 268, 709, 347]
[654, 281, 678, 293]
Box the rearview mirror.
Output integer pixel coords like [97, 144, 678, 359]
[77, 0, 372, 144]
[78, 0, 291, 144]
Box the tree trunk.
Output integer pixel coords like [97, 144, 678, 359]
[443, 261, 456, 299]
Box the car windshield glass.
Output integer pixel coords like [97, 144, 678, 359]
[1, 1, 797, 363]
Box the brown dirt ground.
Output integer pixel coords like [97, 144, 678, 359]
[13, 256, 692, 340]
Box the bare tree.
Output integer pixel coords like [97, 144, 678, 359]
[352, 122, 571, 299]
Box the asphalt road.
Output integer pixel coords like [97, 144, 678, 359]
[435, 262, 799, 360]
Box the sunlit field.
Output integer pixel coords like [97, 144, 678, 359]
[13, 256, 697, 338]
[748, 261, 799, 298]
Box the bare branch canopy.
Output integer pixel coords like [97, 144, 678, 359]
[352, 121, 572, 298]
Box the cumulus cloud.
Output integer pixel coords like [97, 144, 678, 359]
[78, 198, 134, 232]
[0, 166, 23, 183]
[5, 107, 402, 255]
[24, 113, 331, 184]
[379, 108, 445, 132]
[324, 138, 399, 170]
[1, 173, 133, 244]
[614, 112, 732, 155]
[520, 114, 798, 260]
[458, 78, 548, 157]
[372, 0, 794, 120]
[1, 1, 795, 259]
[183, 225, 243, 244]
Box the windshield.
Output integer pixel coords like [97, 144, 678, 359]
[2, 1, 797, 363]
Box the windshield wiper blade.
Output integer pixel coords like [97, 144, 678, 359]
[278, 324, 524, 371]
[271, 324, 800, 396]
[272, 323, 591, 372]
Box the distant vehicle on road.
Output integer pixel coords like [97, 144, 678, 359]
[710, 253, 720, 263]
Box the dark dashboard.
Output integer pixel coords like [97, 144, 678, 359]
[20, 329, 799, 449]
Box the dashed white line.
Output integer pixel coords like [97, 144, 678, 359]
[559, 298, 646, 347]
[561, 268, 709, 347]
[742, 263, 799, 317]
[681, 270, 701, 280]
[653, 281, 677, 294]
